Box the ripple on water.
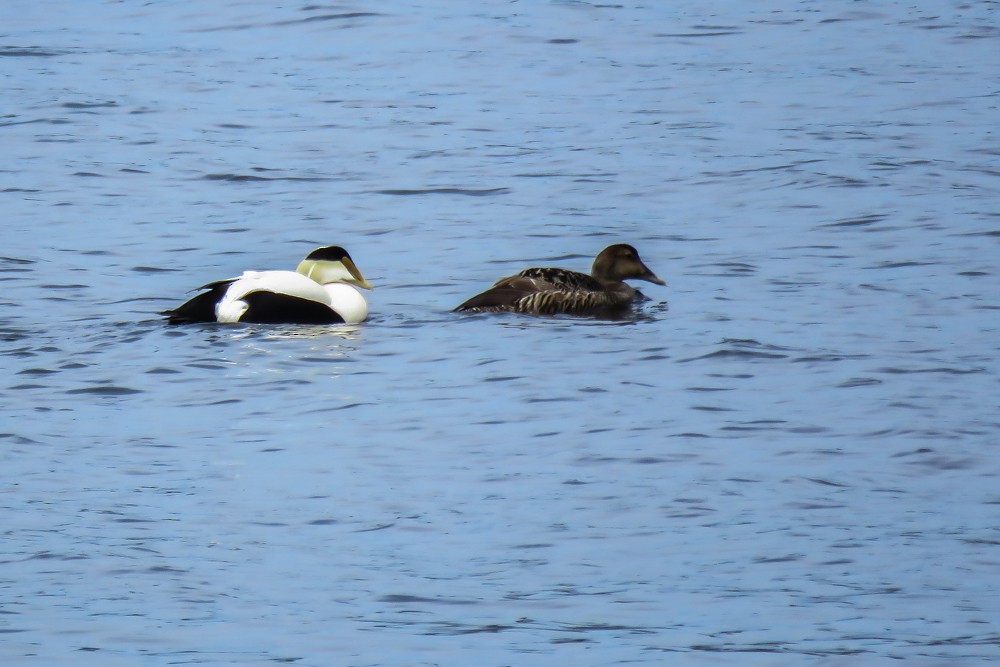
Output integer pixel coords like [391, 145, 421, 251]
[2, 1, 999, 664]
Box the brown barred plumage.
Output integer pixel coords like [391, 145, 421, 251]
[455, 244, 665, 316]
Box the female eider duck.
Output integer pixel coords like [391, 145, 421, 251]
[165, 246, 372, 325]
[454, 243, 665, 316]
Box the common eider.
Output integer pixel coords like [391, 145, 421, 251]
[454, 243, 665, 316]
[164, 246, 372, 325]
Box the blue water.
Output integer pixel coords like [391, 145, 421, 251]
[2, 2, 999, 665]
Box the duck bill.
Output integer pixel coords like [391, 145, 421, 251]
[639, 263, 666, 286]
[342, 256, 373, 290]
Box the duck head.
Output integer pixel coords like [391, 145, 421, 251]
[296, 246, 373, 289]
[592, 244, 666, 286]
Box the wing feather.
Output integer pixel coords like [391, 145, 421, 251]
[514, 268, 603, 291]
[163, 280, 235, 324]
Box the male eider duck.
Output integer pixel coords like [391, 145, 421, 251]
[454, 243, 665, 316]
[165, 246, 372, 325]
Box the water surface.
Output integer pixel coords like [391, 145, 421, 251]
[2, 2, 999, 665]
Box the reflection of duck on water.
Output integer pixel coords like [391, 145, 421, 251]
[454, 244, 665, 316]
[165, 246, 372, 325]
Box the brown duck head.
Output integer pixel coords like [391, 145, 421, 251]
[591, 244, 666, 286]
